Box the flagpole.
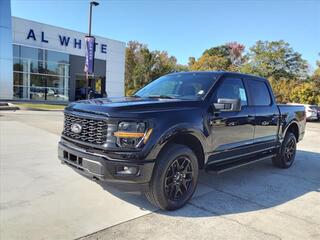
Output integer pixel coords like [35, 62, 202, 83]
[85, 1, 99, 99]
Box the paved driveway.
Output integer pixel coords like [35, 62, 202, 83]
[0, 111, 319, 240]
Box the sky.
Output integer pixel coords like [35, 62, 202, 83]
[11, 0, 320, 70]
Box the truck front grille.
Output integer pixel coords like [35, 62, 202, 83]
[63, 113, 108, 145]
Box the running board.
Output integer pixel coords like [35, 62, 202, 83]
[205, 154, 276, 174]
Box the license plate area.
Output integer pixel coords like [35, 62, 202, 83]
[61, 150, 104, 177]
[63, 151, 83, 166]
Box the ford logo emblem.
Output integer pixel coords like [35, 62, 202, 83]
[70, 123, 82, 134]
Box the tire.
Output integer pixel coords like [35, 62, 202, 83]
[145, 144, 199, 210]
[272, 132, 297, 169]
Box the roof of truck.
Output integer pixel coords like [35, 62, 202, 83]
[168, 71, 267, 81]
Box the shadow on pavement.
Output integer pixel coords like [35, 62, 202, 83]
[83, 150, 320, 216]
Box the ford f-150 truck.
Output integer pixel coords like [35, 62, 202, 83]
[58, 71, 306, 210]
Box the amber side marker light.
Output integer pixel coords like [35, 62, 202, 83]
[143, 128, 153, 144]
[113, 128, 153, 144]
[113, 132, 145, 138]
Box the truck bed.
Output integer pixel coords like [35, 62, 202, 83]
[277, 104, 306, 142]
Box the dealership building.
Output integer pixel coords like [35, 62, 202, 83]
[0, 0, 125, 102]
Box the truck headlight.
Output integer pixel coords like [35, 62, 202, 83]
[114, 122, 152, 148]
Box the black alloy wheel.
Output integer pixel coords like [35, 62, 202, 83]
[284, 137, 296, 164]
[272, 132, 297, 168]
[164, 156, 193, 201]
[145, 144, 199, 210]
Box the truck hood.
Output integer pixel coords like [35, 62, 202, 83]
[66, 97, 202, 118]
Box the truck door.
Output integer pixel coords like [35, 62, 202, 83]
[246, 79, 280, 149]
[208, 76, 255, 162]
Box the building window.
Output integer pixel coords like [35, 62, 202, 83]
[13, 45, 70, 101]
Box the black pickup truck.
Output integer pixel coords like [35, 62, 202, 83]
[58, 71, 306, 210]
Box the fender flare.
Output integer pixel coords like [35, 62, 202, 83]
[145, 123, 207, 162]
[281, 119, 300, 142]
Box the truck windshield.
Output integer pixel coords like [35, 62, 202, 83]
[134, 73, 219, 100]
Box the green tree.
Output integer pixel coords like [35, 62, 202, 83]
[189, 53, 231, 71]
[189, 42, 245, 71]
[203, 45, 230, 58]
[125, 41, 147, 90]
[311, 55, 320, 83]
[150, 51, 178, 80]
[290, 81, 320, 105]
[241, 40, 309, 81]
[269, 77, 294, 103]
[308, 56, 320, 104]
[125, 41, 187, 96]
[188, 57, 196, 67]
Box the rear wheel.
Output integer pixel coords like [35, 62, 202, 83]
[145, 144, 199, 210]
[272, 132, 297, 168]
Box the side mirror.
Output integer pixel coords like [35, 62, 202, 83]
[213, 98, 241, 112]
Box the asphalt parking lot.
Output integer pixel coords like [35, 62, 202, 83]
[0, 110, 319, 240]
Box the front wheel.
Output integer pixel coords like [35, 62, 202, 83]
[272, 132, 297, 168]
[145, 144, 199, 210]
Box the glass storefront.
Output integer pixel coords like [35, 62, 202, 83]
[13, 45, 69, 101]
[74, 74, 106, 100]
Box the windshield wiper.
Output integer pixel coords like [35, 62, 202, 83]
[131, 94, 141, 98]
[146, 95, 175, 99]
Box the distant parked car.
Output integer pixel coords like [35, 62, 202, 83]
[316, 106, 320, 120]
[310, 105, 320, 120]
[287, 103, 317, 121]
[306, 105, 318, 121]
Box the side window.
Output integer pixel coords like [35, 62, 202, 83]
[247, 80, 272, 106]
[215, 77, 248, 106]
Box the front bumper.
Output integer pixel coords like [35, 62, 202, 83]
[58, 141, 155, 184]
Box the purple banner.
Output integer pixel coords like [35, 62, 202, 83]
[84, 36, 95, 74]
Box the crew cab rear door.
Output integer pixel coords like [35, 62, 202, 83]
[208, 75, 255, 162]
[245, 78, 280, 149]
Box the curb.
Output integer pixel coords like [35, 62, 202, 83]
[0, 106, 20, 111]
[18, 107, 64, 112]
[0, 103, 20, 111]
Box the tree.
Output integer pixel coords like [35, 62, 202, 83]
[307, 55, 320, 104]
[125, 40, 318, 105]
[188, 57, 196, 67]
[290, 81, 320, 105]
[150, 51, 179, 80]
[241, 40, 309, 81]
[125, 41, 187, 96]
[269, 77, 295, 103]
[311, 55, 320, 83]
[189, 42, 245, 71]
[125, 41, 147, 90]
[203, 45, 230, 58]
[189, 53, 231, 71]
[226, 42, 246, 66]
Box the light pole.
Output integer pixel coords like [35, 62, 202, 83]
[88, 1, 99, 37]
[86, 0, 99, 99]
